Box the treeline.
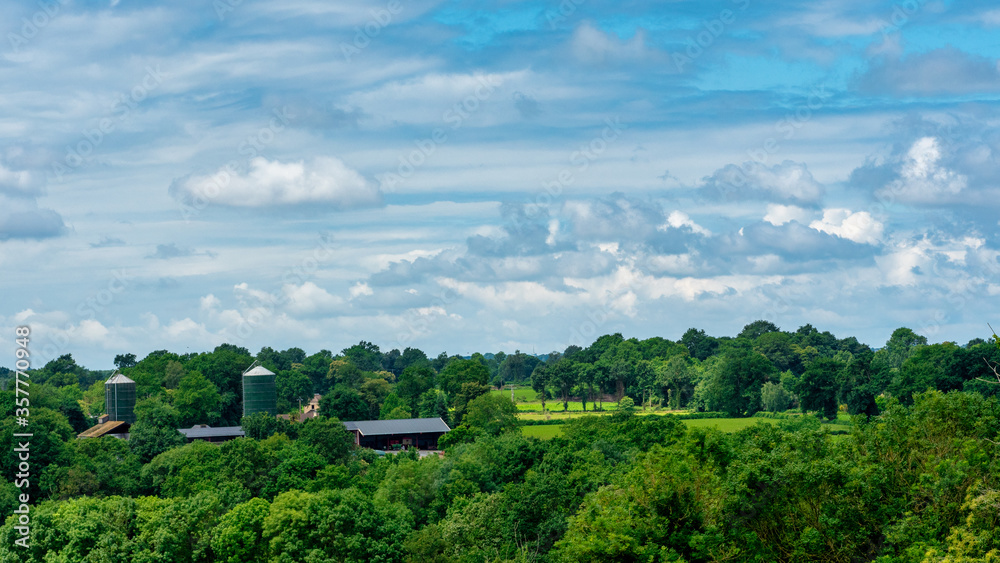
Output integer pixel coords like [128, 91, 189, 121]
[3, 391, 1000, 561]
[9, 322, 1000, 435]
[2, 324, 1000, 561]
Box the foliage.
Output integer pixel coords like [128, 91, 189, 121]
[760, 381, 792, 413]
[129, 397, 187, 463]
[462, 393, 519, 436]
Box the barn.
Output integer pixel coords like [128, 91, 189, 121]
[342, 417, 450, 450]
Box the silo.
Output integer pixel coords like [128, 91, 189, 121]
[105, 371, 137, 423]
[242, 363, 277, 417]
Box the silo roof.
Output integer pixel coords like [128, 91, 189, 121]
[244, 365, 275, 376]
[106, 373, 135, 384]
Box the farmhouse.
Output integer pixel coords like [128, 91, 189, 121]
[342, 417, 450, 450]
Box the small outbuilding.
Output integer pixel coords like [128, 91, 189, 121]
[178, 425, 245, 443]
[342, 417, 450, 450]
[77, 420, 130, 439]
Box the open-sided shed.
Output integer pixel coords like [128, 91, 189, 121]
[342, 417, 450, 450]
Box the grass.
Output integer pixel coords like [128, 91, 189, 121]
[491, 387, 539, 402]
[518, 412, 854, 440]
[521, 425, 564, 439]
[682, 418, 779, 432]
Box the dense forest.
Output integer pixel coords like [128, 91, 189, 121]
[2, 322, 1000, 562]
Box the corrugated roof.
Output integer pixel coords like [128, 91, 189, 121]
[342, 417, 451, 436]
[243, 365, 275, 376]
[78, 420, 130, 438]
[105, 373, 135, 384]
[178, 426, 246, 439]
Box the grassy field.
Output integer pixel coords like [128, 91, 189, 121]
[501, 387, 854, 438]
[521, 425, 565, 439]
[520, 413, 853, 439]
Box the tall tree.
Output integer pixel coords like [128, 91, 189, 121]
[341, 341, 382, 372]
[173, 371, 222, 427]
[797, 358, 844, 419]
[702, 346, 777, 416]
[114, 353, 137, 369]
[738, 320, 781, 340]
[129, 397, 186, 463]
[681, 328, 718, 361]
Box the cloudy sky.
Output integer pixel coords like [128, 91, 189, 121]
[3, 0, 1000, 368]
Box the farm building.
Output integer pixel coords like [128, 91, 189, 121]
[77, 420, 130, 439]
[178, 425, 245, 443]
[278, 393, 322, 423]
[342, 417, 450, 450]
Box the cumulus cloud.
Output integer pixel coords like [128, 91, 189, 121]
[170, 156, 381, 209]
[662, 211, 711, 236]
[858, 47, 1000, 96]
[282, 281, 344, 315]
[764, 204, 813, 226]
[809, 209, 884, 245]
[700, 160, 825, 205]
[0, 195, 67, 240]
[349, 282, 373, 298]
[876, 137, 967, 204]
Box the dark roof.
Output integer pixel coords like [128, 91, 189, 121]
[342, 417, 451, 436]
[78, 420, 130, 438]
[178, 425, 245, 439]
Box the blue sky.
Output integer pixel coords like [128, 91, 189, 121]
[3, 0, 1000, 368]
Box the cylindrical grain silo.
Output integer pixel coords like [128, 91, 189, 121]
[105, 371, 137, 423]
[242, 364, 277, 418]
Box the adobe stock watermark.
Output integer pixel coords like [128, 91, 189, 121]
[377, 74, 504, 193]
[878, 0, 929, 38]
[179, 106, 296, 221]
[341, 0, 405, 62]
[672, 0, 751, 73]
[545, 0, 586, 29]
[49, 66, 165, 182]
[11, 326, 33, 549]
[6, 0, 70, 55]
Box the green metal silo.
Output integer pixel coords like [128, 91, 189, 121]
[105, 371, 137, 423]
[242, 363, 277, 417]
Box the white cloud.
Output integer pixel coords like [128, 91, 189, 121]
[200, 294, 221, 311]
[171, 156, 381, 208]
[349, 282, 374, 298]
[877, 137, 967, 203]
[0, 162, 42, 196]
[764, 204, 812, 226]
[282, 281, 345, 314]
[663, 210, 711, 235]
[546, 219, 559, 246]
[809, 208, 884, 245]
